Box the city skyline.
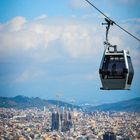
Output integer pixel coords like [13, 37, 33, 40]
[0, 0, 140, 104]
[0, 107, 139, 139]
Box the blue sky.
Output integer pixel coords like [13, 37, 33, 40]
[0, 0, 140, 105]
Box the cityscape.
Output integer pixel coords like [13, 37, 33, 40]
[0, 105, 140, 140]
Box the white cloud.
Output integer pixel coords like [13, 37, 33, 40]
[115, 0, 140, 5]
[0, 16, 103, 60]
[69, 0, 90, 9]
[15, 69, 44, 83]
[15, 70, 30, 83]
[101, 0, 140, 6]
[0, 15, 139, 67]
[7, 16, 26, 32]
[85, 72, 97, 81]
[35, 14, 48, 20]
[124, 18, 140, 23]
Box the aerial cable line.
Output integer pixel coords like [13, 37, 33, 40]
[84, 0, 140, 42]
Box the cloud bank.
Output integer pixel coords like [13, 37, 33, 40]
[0, 15, 139, 64]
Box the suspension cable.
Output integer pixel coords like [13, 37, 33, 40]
[85, 0, 140, 42]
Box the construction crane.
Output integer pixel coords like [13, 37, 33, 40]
[56, 93, 63, 111]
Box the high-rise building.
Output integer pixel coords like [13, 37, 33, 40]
[61, 110, 72, 132]
[103, 132, 116, 140]
[51, 110, 72, 132]
[44, 106, 46, 112]
[51, 112, 59, 131]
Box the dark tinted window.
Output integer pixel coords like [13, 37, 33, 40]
[102, 55, 126, 79]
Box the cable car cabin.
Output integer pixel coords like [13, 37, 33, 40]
[99, 49, 134, 90]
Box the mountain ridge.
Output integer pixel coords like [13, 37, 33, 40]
[0, 95, 140, 112]
[0, 95, 80, 109]
[87, 97, 140, 112]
